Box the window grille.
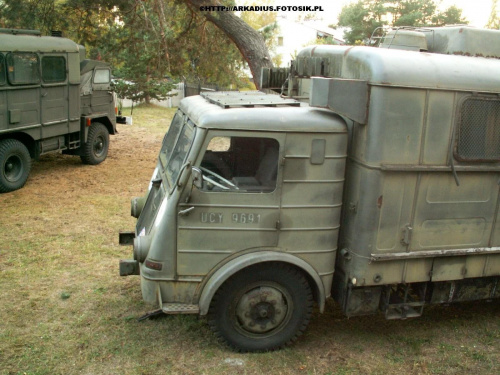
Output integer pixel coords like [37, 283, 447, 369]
[457, 97, 500, 162]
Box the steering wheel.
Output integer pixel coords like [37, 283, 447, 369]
[200, 166, 239, 191]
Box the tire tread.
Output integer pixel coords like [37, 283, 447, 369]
[0, 139, 31, 193]
[207, 262, 314, 352]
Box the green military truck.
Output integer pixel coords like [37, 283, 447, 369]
[0, 28, 124, 193]
[119, 26, 500, 352]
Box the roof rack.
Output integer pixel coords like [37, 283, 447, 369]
[201, 91, 300, 109]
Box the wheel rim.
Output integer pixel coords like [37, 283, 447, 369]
[93, 135, 105, 157]
[234, 282, 293, 337]
[3, 154, 23, 182]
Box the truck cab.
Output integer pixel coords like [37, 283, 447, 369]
[121, 91, 347, 351]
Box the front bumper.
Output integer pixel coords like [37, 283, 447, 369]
[119, 230, 139, 276]
[119, 259, 139, 276]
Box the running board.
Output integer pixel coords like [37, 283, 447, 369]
[162, 303, 199, 314]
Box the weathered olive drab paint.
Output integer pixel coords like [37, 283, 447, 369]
[121, 26, 500, 350]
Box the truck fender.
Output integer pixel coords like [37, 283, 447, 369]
[197, 251, 326, 315]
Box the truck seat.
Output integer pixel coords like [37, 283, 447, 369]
[233, 146, 278, 192]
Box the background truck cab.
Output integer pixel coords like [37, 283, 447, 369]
[120, 26, 500, 352]
[0, 28, 123, 193]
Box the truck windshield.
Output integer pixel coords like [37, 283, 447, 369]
[159, 113, 195, 188]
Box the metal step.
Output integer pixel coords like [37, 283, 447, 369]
[162, 303, 199, 314]
[381, 283, 427, 320]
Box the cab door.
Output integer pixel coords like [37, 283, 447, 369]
[5, 52, 41, 131]
[176, 131, 285, 276]
[40, 54, 69, 138]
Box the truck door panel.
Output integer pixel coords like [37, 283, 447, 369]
[177, 132, 285, 276]
[412, 173, 498, 250]
[90, 68, 112, 114]
[5, 52, 41, 130]
[40, 55, 69, 138]
[41, 84, 69, 138]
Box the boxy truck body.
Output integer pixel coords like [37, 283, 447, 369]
[0, 29, 121, 193]
[120, 26, 500, 351]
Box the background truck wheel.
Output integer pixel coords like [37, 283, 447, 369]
[0, 139, 32, 193]
[208, 263, 313, 352]
[81, 122, 109, 165]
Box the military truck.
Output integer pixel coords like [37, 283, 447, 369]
[0, 28, 124, 193]
[119, 26, 500, 352]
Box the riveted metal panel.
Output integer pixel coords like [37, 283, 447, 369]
[412, 173, 497, 250]
[364, 87, 425, 165]
[422, 91, 455, 165]
[310, 77, 369, 124]
[375, 173, 417, 253]
[7, 87, 40, 130]
[278, 131, 347, 278]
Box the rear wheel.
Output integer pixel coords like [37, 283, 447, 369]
[81, 122, 109, 165]
[208, 263, 313, 352]
[0, 139, 31, 193]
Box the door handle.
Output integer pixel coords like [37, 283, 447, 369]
[178, 207, 195, 216]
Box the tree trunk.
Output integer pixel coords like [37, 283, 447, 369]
[184, 0, 273, 89]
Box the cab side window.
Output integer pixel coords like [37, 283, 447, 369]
[0, 54, 6, 85]
[42, 56, 66, 83]
[6, 52, 40, 85]
[200, 136, 279, 193]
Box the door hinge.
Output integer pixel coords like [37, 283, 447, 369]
[401, 224, 413, 246]
[275, 220, 281, 230]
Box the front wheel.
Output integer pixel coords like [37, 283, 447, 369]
[81, 122, 109, 165]
[208, 263, 313, 352]
[0, 139, 31, 193]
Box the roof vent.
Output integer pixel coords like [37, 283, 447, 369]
[51, 30, 63, 37]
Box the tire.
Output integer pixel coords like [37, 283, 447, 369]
[208, 263, 313, 352]
[0, 139, 31, 193]
[81, 122, 109, 165]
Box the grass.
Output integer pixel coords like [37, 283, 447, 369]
[1, 104, 499, 374]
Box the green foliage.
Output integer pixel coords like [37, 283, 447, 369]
[113, 79, 176, 105]
[337, 0, 468, 45]
[240, 0, 276, 30]
[337, 0, 386, 46]
[487, 0, 500, 29]
[0, 0, 249, 103]
[0, 0, 63, 34]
